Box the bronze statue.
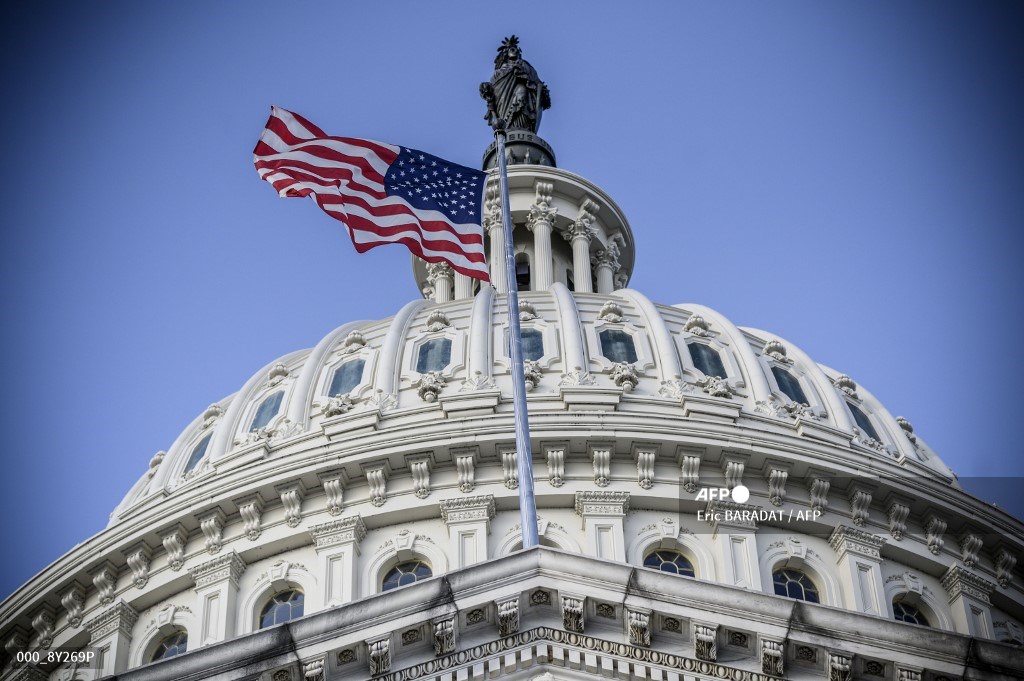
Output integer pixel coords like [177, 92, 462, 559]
[481, 36, 551, 133]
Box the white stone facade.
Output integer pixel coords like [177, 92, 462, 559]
[1, 166, 1022, 681]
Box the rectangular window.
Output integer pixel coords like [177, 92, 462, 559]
[599, 329, 638, 363]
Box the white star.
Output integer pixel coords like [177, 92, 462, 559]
[418, 154, 425, 160]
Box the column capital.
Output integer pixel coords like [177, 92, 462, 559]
[574, 490, 629, 516]
[84, 600, 138, 643]
[528, 202, 557, 229]
[425, 260, 454, 280]
[828, 525, 886, 561]
[439, 494, 495, 524]
[309, 515, 367, 550]
[189, 550, 246, 589]
[941, 565, 995, 604]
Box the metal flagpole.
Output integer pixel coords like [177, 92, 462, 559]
[493, 125, 540, 549]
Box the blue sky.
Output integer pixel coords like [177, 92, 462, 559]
[1, 2, 1021, 598]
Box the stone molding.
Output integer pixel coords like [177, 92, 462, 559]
[189, 551, 246, 589]
[309, 515, 367, 549]
[828, 525, 886, 561]
[84, 599, 138, 642]
[940, 565, 995, 605]
[439, 495, 496, 524]
[574, 490, 629, 516]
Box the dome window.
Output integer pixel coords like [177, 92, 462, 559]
[771, 366, 808, 405]
[515, 253, 531, 291]
[772, 568, 820, 603]
[182, 433, 212, 475]
[848, 402, 881, 441]
[249, 391, 284, 432]
[643, 550, 695, 577]
[687, 343, 727, 379]
[416, 338, 452, 373]
[259, 589, 304, 629]
[328, 359, 365, 396]
[893, 599, 930, 627]
[150, 629, 188, 662]
[382, 560, 433, 591]
[599, 329, 638, 363]
[507, 328, 545, 362]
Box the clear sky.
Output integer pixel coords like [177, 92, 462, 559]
[1, 2, 1022, 598]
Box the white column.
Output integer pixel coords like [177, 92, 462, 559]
[829, 526, 887, 616]
[574, 491, 629, 562]
[941, 566, 996, 637]
[562, 199, 599, 293]
[593, 253, 614, 294]
[309, 515, 366, 609]
[483, 183, 507, 293]
[426, 262, 454, 303]
[440, 494, 495, 568]
[189, 551, 245, 647]
[454, 272, 474, 299]
[528, 182, 557, 290]
[84, 600, 138, 676]
[706, 501, 762, 590]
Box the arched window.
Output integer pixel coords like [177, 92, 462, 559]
[249, 391, 284, 432]
[771, 366, 808, 405]
[772, 568, 820, 603]
[182, 433, 212, 475]
[848, 402, 881, 441]
[150, 629, 188, 662]
[259, 589, 304, 629]
[515, 253, 531, 291]
[382, 560, 432, 591]
[329, 359, 365, 396]
[416, 338, 452, 373]
[643, 550, 695, 577]
[599, 329, 638, 363]
[893, 599, 930, 626]
[688, 343, 727, 378]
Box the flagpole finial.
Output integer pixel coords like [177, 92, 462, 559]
[480, 36, 555, 170]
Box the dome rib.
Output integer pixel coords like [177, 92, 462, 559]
[676, 303, 773, 402]
[373, 298, 429, 397]
[468, 286, 495, 381]
[613, 288, 682, 383]
[551, 282, 588, 375]
[285, 320, 369, 427]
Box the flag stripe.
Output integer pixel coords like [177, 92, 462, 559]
[253, 106, 489, 281]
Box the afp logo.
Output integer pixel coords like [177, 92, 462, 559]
[694, 485, 750, 503]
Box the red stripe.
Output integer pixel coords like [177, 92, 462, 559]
[349, 233, 489, 281]
[334, 193, 484, 245]
[343, 213, 487, 262]
[284, 109, 328, 138]
[255, 159, 386, 199]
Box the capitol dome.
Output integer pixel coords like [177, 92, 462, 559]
[2, 39, 1023, 681]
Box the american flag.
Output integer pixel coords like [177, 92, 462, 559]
[254, 106, 490, 281]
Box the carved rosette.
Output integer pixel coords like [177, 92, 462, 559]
[301, 658, 325, 681]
